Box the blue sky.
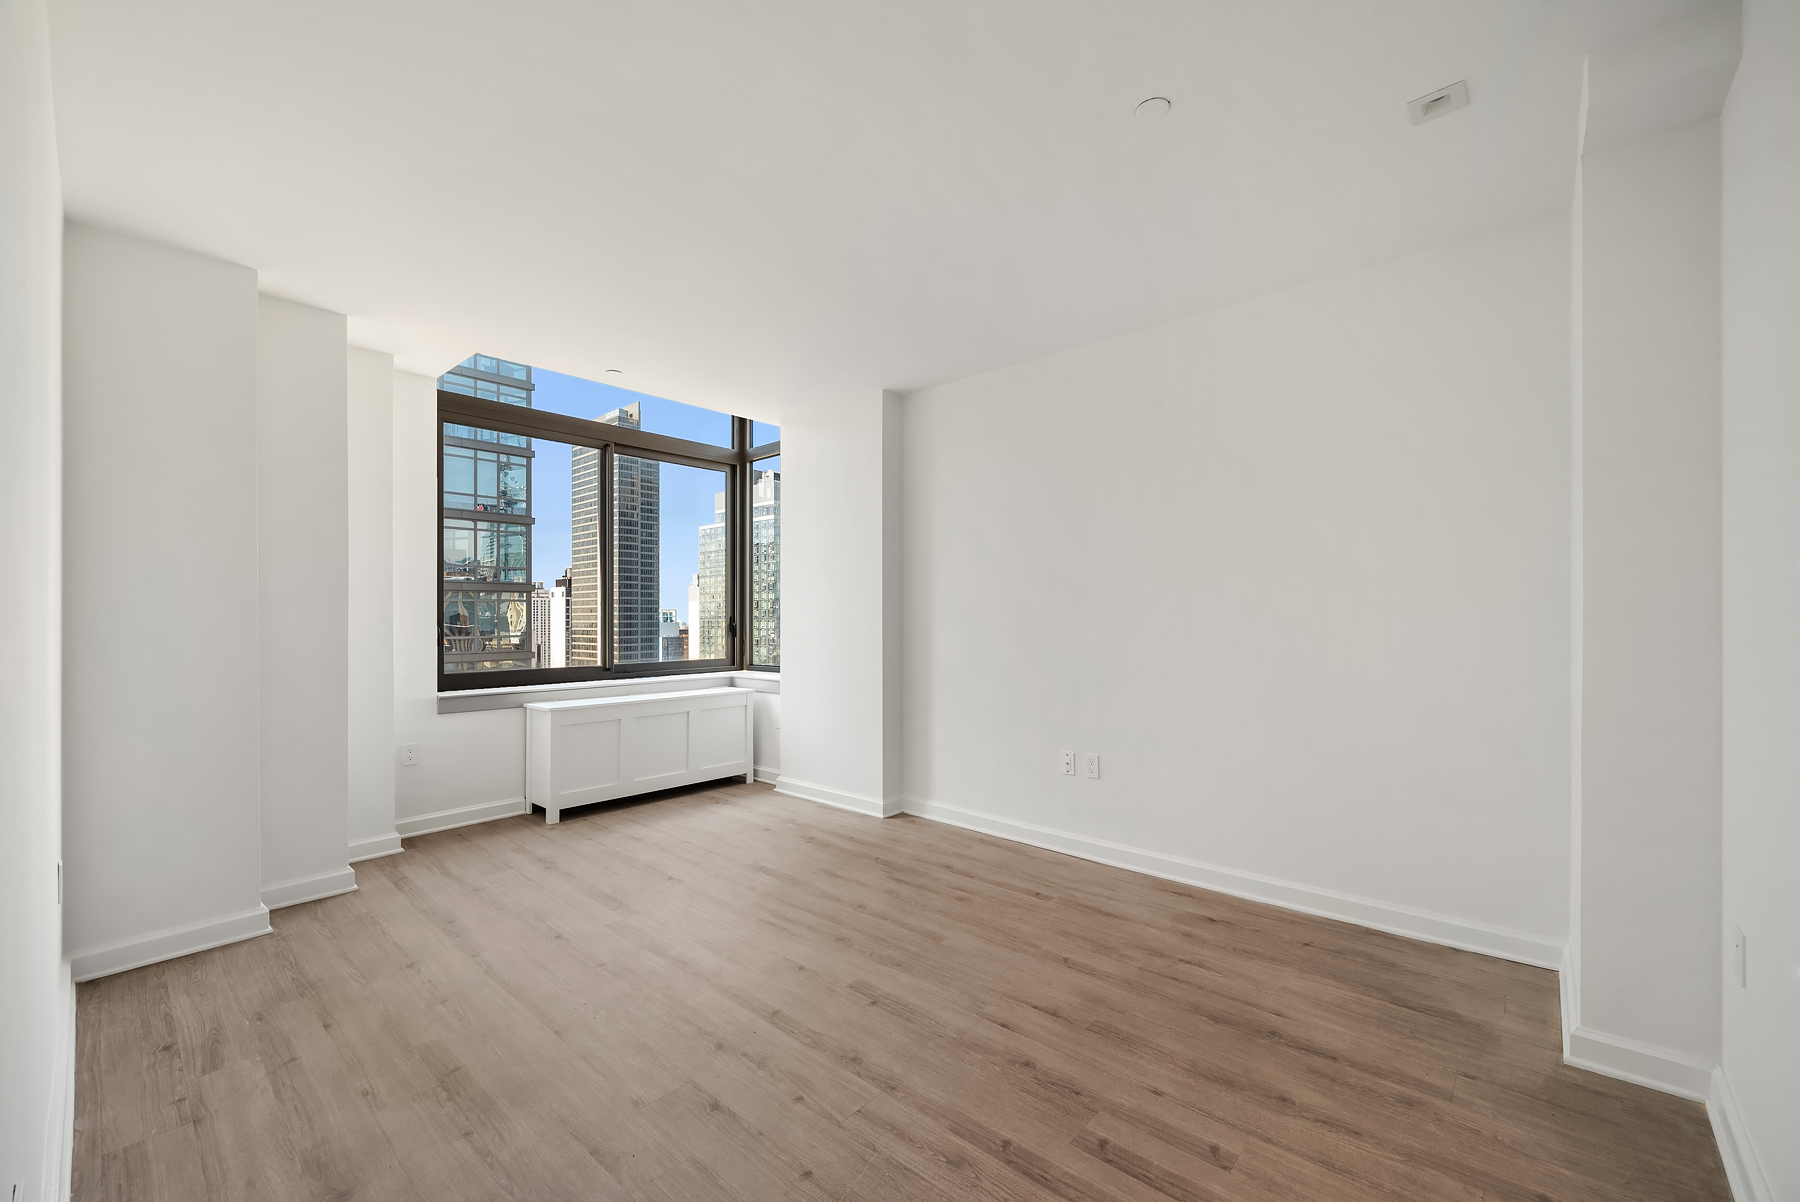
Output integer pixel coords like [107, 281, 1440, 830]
[525, 368, 742, 622]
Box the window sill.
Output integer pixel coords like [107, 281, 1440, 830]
[437, 670, 780, 714]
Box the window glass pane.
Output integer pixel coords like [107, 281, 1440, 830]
[752, 421, 780, 448]
[442, 519, 529, 582]
[612, 456, 730, 664]
[751, 456, 780, 666]
[441, 420, 590, 675]
[443, 447, 476, 508]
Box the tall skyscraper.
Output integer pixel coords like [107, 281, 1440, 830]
[695, 493, 728, 659]
[750, 466, 780, 665]
[570, 403, 662, 666]
[438, 355, 536, 672]
[569, 447, 601, 665]
[687, 575, 700, 659]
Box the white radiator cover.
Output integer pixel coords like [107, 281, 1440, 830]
[524, 686, 754, 824]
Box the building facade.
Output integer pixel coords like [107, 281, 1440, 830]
[750, 465, 780, 666]
[659, 609, 687, 661]
[695, 493, 728, 659]
[529, 585, 552, 668]
[439, 355, 537, 673]
[569, 447, 601, 666]
[604, 405, 661, 663]
[550, 571, 571, 668]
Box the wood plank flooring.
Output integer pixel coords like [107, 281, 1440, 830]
[74, 781, 1731, 1201]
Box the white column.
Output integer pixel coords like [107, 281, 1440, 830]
[348, 346, 399, 861]
[778, 389, 903, 816]
[1, 0, 73, 1191]
[1718, 0, 1800, 1190]
[257, 295, 354, 908]
[63, 225, 267, 979]
[1568, 0, 1737, 1095]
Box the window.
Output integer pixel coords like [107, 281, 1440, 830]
[612, 455, 730, 665]
[441, 418, 590, 677]
[436, 356, 781, 689]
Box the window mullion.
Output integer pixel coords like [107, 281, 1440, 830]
[601, 444, 615, 671]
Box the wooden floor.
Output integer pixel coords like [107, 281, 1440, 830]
[75, 781, 1730, 1201]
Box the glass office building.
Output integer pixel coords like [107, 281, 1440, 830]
[440, 355, 537, 672]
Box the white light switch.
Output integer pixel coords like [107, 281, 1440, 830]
[1085, 754, 1101, 779]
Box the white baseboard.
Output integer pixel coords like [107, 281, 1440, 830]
[262, 865, 359, 911]
[1709, 1065, 1775, 1202]
[776, 777, 903, 819]
[348, 831, 404, 862]
[1562, 1025, 1714, 1101]
[1559, 944, 1579, 1058]
[754, 765, 780, 784]
[43, 959, 75, 1202]
[71, 904, 272, 982]
[902, 798, 1564, 970]
[395, 796, 529, 838]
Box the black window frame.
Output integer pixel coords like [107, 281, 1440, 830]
[437, 388, 781, 691]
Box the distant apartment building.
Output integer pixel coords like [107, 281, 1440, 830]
[750, 465, 780, 665]
[659, 609, 687, 661]
[569, 447, 601, 666]
[529, 584, 553, 668]
[550, 571, 571, 668]
[695, 494, 728, 659]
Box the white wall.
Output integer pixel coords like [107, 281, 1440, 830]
[348, 347, 398, 860]
[903, 215, 1572, 962]
[257, 295, 353, 908]
[392, 369, 527, 824]
[1, 0, 72, 1195]
[62, 224, 267, 979]
[1719, 0, 1800, 1190]
[779, 390, 904, 817]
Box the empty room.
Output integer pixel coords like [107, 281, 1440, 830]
[3, 0, 1796, 1198]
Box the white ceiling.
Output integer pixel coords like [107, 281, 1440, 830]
[48, 0, 1699, 418]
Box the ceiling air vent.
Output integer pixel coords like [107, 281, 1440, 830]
[1408, 80, 1470, 125]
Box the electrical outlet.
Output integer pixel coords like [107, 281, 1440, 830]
[1734, 927, 1748, 988]
[1061, 751, 1075, 776]
[400, 743, 420, 767]
[1085, 754, 1101, 779]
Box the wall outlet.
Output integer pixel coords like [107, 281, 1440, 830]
[1085, 754, 1101, 779]
[1061, 751, 1075, 776]
[400, 743, 419, 767]
[1734, 926, 1747, 988]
